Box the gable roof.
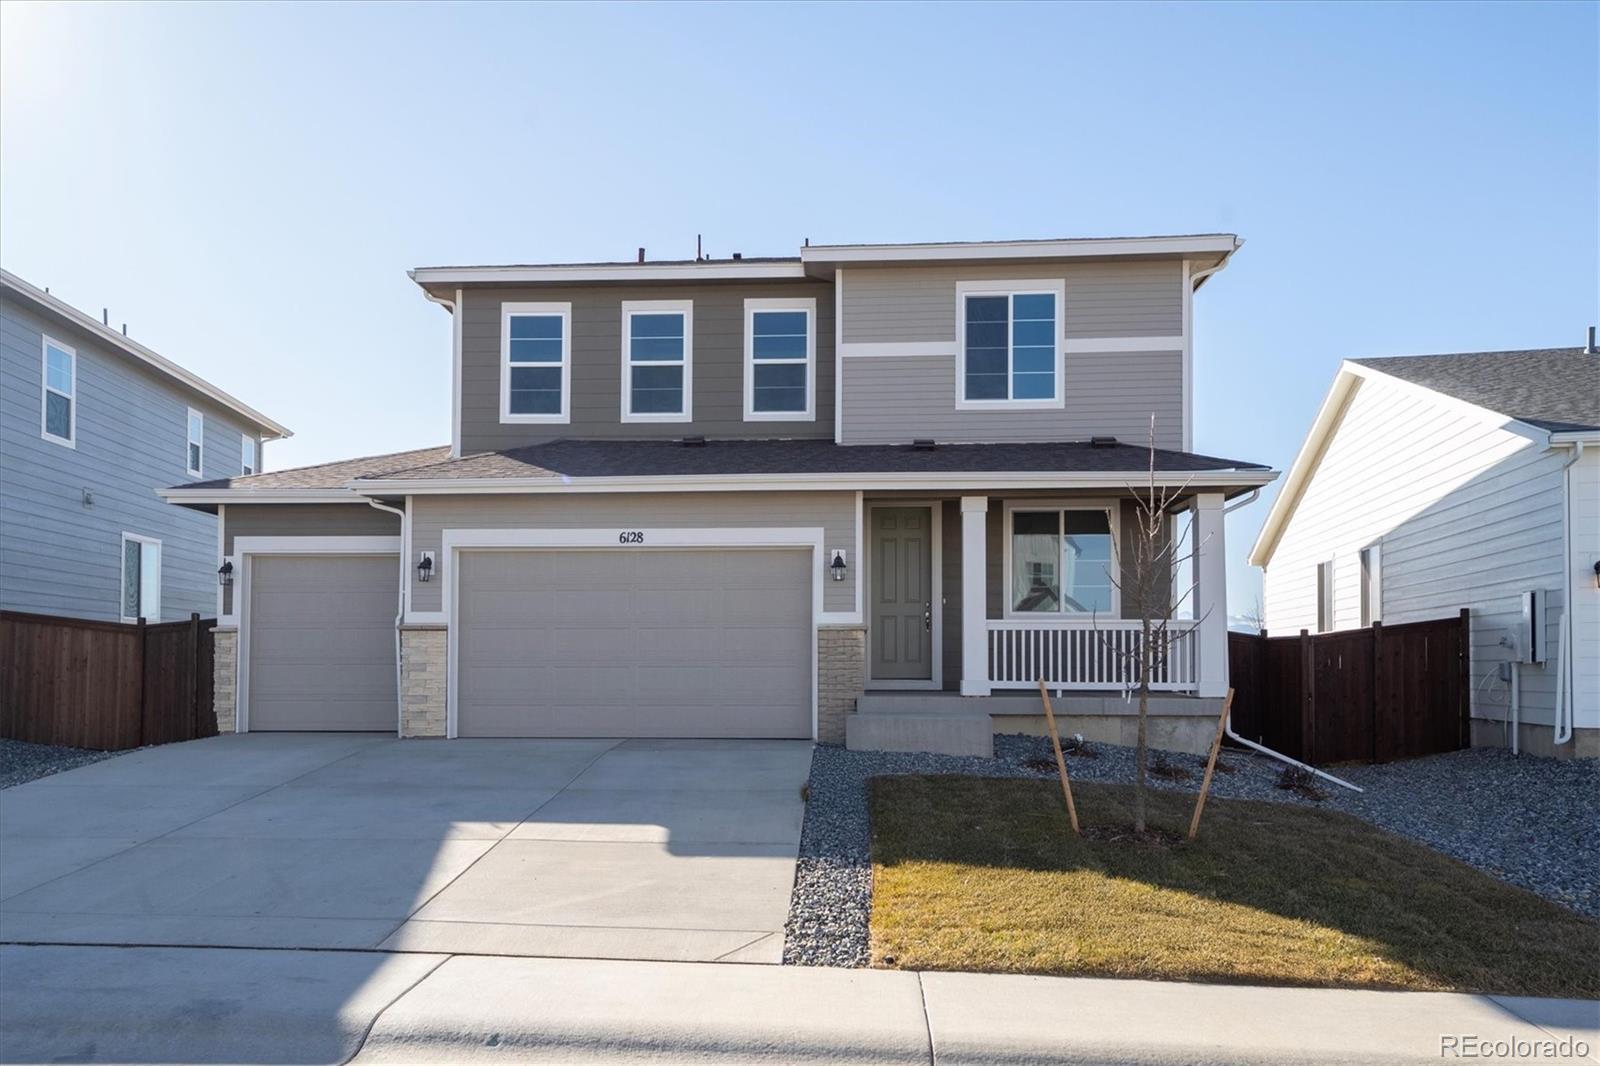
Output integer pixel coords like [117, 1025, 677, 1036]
[177, 445, 451, 493]
[1, 268, 292, 440]
[1351, 349, 1598, 433]
[1249, 347, 1599, 567]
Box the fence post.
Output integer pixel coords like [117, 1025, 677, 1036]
[1458, 607, 1471, 751]
[135, 617, 147, 748]
[190, 612, 201, 741]
[1299, 629, 1315, 764]
[1369, 621, 1385, 763]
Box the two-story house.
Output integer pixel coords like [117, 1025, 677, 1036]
[163, 234, 1275, 753]
[1, 269, 289, 624]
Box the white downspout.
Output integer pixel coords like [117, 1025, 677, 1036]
[1223, 712, 1364, 793]
[366, 498, 408, 734]
[1554, 439, 1585, 747]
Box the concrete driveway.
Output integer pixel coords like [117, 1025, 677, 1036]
[0, 734, 810, 964]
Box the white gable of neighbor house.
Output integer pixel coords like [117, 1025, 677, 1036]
[1260, 372, 1597, 733]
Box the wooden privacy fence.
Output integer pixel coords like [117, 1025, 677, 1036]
[0, 610, 217, 751]
[1227, 610, 1469, 765]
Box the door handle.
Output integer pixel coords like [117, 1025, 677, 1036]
[924, 602, 932, 632]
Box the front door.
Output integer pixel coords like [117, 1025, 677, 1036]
[871, 506, 933, 681]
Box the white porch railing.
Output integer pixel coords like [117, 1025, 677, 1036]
[987, 619, 1200, 692]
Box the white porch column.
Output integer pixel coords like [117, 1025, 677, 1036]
[1191, 492, 1228, 698]
[960, 496, 990, 696]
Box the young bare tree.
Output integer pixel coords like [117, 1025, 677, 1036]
[1098, 417, 1212, 834]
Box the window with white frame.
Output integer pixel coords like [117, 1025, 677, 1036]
[41, 336, 76, 446]
[622, 301, 692, 421]
[744, 298, 814, 420]
[121, 534, 162, 622]
[1007, 506, 1116, 615]
[1359, 545, 1382, 626]
[957, 283, 1063, 407]
[501, 302, 571, 422]
[241, 435, 257, 476]
[186, 408, 204, 476]
[1316, 559, 1334, 632]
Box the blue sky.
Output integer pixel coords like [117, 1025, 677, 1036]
[3, 1, 1595, 608]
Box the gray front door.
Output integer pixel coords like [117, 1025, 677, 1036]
[871, 507, 932, 681]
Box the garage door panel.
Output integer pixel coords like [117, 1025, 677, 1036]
[248, 554, 397, 732]
[457, 548, 811, 739]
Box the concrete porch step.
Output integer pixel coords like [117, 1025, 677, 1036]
[845, 711, 994, 758]
[857, 692, 1014, 715]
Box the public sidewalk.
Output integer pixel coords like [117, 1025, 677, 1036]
[1, 944, 1595, 1065]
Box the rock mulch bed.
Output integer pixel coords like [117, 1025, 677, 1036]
[0, 739, 119, 789]
[782, 735, 1599, 967]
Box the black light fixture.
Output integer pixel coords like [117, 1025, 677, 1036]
[217, 560, 233, 588]
[417, 553, 434, 583]
[829, 550, 847, 582]
[1593, 559, 1599, 590]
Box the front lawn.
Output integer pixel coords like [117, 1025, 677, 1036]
[869, 775, 1600, 997]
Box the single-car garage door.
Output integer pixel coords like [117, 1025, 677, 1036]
[456, 549, 812, 738]
[246, 554, 397, 731]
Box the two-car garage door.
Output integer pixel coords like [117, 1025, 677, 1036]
[455, 549, 812, 738]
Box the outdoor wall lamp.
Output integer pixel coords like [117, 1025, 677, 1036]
[217, 560, 233, 588]
[417, 552, 435, 583]
[1593, 559, 1599, 590]
[829, 549, 848, 582]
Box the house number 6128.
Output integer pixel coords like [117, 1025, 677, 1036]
[617, 531, 645, 544]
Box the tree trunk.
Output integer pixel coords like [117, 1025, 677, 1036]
[1134, 617, 1150, 833]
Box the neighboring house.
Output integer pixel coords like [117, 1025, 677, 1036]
[1251, 346, 1600, 758]
[0, 269, 289, 624]
[163, 234, 1276, 753]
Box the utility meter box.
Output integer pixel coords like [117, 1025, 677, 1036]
[1519, 590, 1546, 665]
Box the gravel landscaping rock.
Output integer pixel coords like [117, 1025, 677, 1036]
[0, 739, 119, 789]
[783, 735, 1600, 966]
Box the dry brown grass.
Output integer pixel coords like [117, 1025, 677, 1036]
[869, 776, 1600, 997]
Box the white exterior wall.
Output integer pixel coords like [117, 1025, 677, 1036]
[1260, 376, 1592, 732]
[1566, 446, 1600, 727]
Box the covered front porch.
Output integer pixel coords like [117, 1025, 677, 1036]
[848, 487, 1238, 755]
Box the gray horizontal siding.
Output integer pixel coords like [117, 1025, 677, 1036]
[0, 296, 263, 622]
[460, 282, 836, 454]
[841, 261, 1183, 344]
[220, 503, 401, 615]
[409, 491, 857, 615]
[840, 351, 1183, 447]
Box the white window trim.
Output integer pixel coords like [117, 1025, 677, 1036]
[1001, 499, 1121, 620]
[500, 301, 572, 425]
[40, 335, 77, 448]
[955, 279, 1067, 412]
[743, 297, 816, 422]
[186, 407, 204, 476]
[119, 532, 163, 623]
[240, 435, 257, 476]
[620, 299, 693, 423]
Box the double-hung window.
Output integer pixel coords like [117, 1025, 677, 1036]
[501, 302, 571, 423]
[121, 533, 162, 623]
[957, 281, 1064, 408]
[41, 336, 76, 446]
[744, 298, 815, 421]
[186, 408, 204, 476]
[1007, 505, 1116, 616]
[621, 301, 692, 421]
[241, 435, 257, 476]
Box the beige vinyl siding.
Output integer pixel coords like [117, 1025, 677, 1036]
[459, 281, 835, 454]
[840, 350, 1182, 447]
[409, 490, 857, 614]
[221, 503, 400, 614]
[841, 261, 1182, 344]
[1261, 376, 1572, 728]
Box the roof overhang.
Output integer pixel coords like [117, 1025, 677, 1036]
[159, 487, 369, 510]
[800, 234, 1241, 273]
[409, 261, 808, 292]
[346, 468, 1278, 496]
[1, 269, 292, 441]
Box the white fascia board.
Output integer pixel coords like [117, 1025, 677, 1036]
[1549, 429, 1600, 444]
[348, 469, 1278, 496]
[801, 234, 1240, 265]
[159, 487, 371, 505]
[409, 262, 807, 286]
[1, 269, 292, 440]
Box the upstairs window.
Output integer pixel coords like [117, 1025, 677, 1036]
[186, 408, 204, 476]
[501, 302, 571, 423]
[1008, 506, 1116, 616]
[957, 282, 1063, 408]
[622, 301, 692, 421]
[744, 298, 815, 421]
[121, 533, 162, 622]
[241, 435, 257, 476]
[41, 336, 76, 446]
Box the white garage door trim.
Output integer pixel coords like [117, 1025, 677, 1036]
[441, 527, 827, 740]
[233, 536, 401, 734]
